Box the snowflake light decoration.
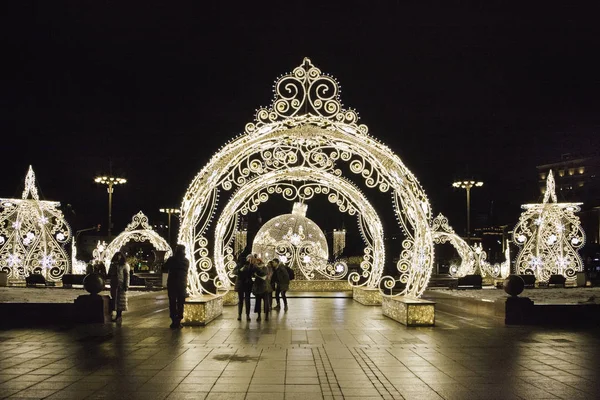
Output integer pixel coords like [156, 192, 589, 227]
[513, 170, 585, 283]
[0, 166, 72, 281]
[179, 58, 434, 298]
[102, 211, 172, 272]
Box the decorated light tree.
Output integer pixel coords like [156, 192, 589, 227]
[0, 166, 72, 281]
[513, 170, 585, 284]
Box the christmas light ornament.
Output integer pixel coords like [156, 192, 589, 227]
[513, 170, 585, 283]
[179, 58, 434, 298]
[103, 211, 173, 271]
[0, 166, 72, 281]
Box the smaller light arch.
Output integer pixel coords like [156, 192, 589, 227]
[431, 213, 475, 278]
[103, 211, 173, 271]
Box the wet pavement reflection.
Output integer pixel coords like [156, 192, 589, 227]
[1, 291, 599, 399]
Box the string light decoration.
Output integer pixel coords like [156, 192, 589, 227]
[92, 240, 108, 264]
[252, 202, 345, 280]
[233, 229, 247, 257]
[431, 213, 475, 278]
[333, 228, 346, 258]
[102, 211, 172, 272]
[179, 58, 434, 298]
[513, 170, 585, 283]
[478, 241, 511, 280]
[0, 166, 72, 281]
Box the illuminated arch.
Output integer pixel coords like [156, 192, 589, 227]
[179, 58, 434, 298]
[195, 167, 385, 295]
[431, 213, 475, 278]
[103, 211, 173, 271]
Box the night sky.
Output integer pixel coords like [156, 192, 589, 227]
[1, 2, 599, 240]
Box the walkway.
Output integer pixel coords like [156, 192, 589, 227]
[1, 291, 599, 399]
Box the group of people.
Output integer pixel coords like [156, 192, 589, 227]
[105, 245, 291, 327]
[233, 252, 290, 321]
[105, 244, 190, 329]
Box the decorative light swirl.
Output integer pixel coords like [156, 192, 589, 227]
[207, 169, 382, 295]
[180, 59, 433, 298]
[0, 167, 72, 281]
[513, 170, 585, 283]
[431, 213, 476, 278]
[103, 211, 172, 272]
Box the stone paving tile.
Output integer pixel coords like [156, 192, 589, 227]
[1, 293, 600, 400]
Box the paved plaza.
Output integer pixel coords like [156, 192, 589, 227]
[1, 291, 599, 400]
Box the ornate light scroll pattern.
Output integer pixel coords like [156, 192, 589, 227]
[103, 211, 173, 272]
[513, 170, 585, 283]
[0, 166, 72, 281]
[209, 168, 383, 295]
[479, 242, 511, 279]
[180, 58, 433, 298]
[429, 214, 475, 278]
[245, 58, 364, 134]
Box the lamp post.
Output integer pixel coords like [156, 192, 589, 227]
[452, 180, 483, 245]
[94, 176, 126, 238]
[159, 208, 180, 247]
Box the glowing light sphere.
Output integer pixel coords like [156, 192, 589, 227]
[0, 166, 72, 281]
[179, 58, 434, 298]
[513, 170, 585, 283]
[252, 203, 330, 280]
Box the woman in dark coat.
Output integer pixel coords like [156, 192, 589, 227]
[252, 257, 270, 321]
[272, 259, 290, 311]
[233, 253, 254, 321]
[108, 251, 130, 323]
[165, 244, 190, 329]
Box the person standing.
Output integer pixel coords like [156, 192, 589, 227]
[265, 259, 275, 311]
[233, 253, 254, 321]
[164, 244, 190, 329]
[272, 259, 289, 311]
[252, 256, 270, 321]
[108, 251, 130, 323]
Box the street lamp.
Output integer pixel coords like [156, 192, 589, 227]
[452, 180, 483, 245]
[94, 176, 126, 238]
[159, 208, 180, 247]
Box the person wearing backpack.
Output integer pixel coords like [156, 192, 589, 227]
[272, 259, 290, 311]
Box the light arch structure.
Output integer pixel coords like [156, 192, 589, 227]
[103, 211, 173, 271]
[430, 214, 475, 278]
[179, 58, 434, 298]
[198, 167, 385, 296]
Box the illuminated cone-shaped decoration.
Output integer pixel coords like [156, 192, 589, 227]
[0, 166, 72, 281]
[513, 170, 585, 283]
[333, 229, 346, 258]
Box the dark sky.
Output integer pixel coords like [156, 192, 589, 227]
[1, 2, 599, 238]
